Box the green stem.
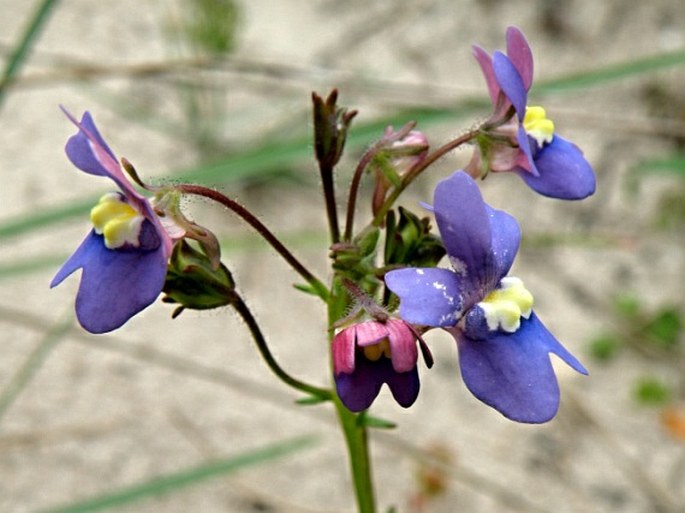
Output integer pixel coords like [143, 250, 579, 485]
[327, 275, 377, 513]
[334, 395, 376, 513]
[343, 141, 385, 242]
[372, 127, 480, 226]
[320, 160, 341, 244]
[178, 184, 329, 301]
[231, 292, 331, 401]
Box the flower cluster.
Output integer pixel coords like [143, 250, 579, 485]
[53, 26, 594, 425]
[330, 27, 594, 423]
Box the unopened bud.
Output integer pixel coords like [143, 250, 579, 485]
[162, 240, 236, 318]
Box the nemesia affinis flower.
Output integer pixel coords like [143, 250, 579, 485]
[333, 318, 428, 411]
[385, 171, 588, 423]
[50, 110, 173, 334]
[472, 26, 596, 200]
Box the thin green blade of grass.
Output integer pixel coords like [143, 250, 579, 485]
[0, 0, 61, 108]
[0, 198, 95, 240]
[535, 48, 685, 93]
[0, 228, 328, 282]
[0, 105, 471, 244]
[37, 435, 318, 513]
[636, 154, 685, 177]
[0, 253, 66, 280]
[4, 47, 685, 243]
[0, 311, 72, 422]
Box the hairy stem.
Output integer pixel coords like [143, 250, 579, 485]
[231, 292, 331, 400]
[372, 128, 480, 226]
[343, 143, 383, 242]
[320, 160, 341, 244]
[335, 397, 377, 513]
[177, 184, 329, 301]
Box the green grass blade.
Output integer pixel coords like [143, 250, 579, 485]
[0, 105, 478, 242]
[536, 48, 685, 93]
[0, 0, 61, 108]
[636, 154, 685, 177]
[4, 47, 685, 241]
[0, 311, 72, 422]
[37, 435, 318, 513]
[0, 198, 96, 240]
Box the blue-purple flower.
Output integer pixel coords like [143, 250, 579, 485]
[51, 109, 176, 334]
[470, 26, 596, 200]
[385, 170, 587, 423]
[333, 318, 430, 411]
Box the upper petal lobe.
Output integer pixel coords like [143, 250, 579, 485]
[433, 171, 520, 293]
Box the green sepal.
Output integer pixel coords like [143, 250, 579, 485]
[162, 239, 236, 317]
[371, 153, 402, 188]
[356, 412, 396, 429]
[384, 207, 445, 269]
[312, 89, 357, 170]
[330, 226, 381, 287]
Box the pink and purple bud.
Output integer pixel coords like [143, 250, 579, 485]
[333, 318, 432, 412]
[372, 125, 429, 217]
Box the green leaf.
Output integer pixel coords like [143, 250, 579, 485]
[535, 48, 685, 93]
[613, 294, 641, 320]
[637, 154, 685, 178]
[8, 45, 685, 242]
[0, 312, 72, 422]
[587, 333, 622, 362]
[38, 435, 318, 513]
[644, 308, 682, 349]
[634, 377, 671, 406]
[295, 395, 330, 406]
[357, 412, 396, 429]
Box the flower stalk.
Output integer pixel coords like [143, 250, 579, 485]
[371, 127, 481, 227]
[176, 183, 329, 301]
[231, 291, 331, 401]
[334, 396, 377, 513]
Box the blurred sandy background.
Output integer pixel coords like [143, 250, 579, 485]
[1, 1, 684, 512]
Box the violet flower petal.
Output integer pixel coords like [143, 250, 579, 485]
[452, 313, 588, 423]
[505, 26, 534, 91]
[484, 203, 521, 281]
[63, 110, 139, 199]
[518, 135, 596, 200]
[385, 364, 420, 408]
[472, 44, 499, 105]
[335, 356, 419, 412]
[492, 52, 527, 121]
[516, 125, 540, 177]
[50, 227, 167, 334]
[433, 171, 520, 294]
[385, 268, 464, 327]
